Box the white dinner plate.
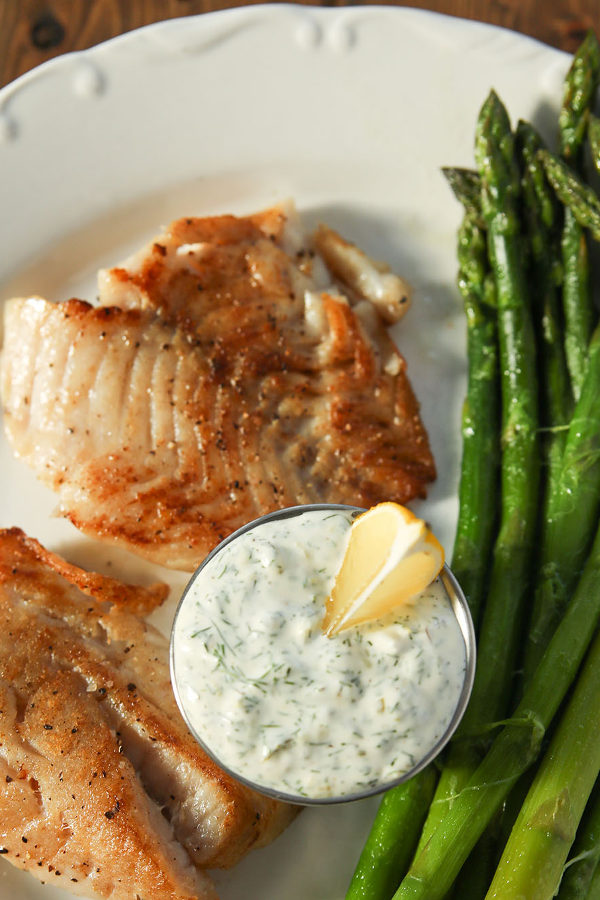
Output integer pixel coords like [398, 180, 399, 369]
[0, 6, 568, 899]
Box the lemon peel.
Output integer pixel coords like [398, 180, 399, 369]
[322, 502, 445, 636]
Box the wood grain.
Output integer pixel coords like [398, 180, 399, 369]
[1, 0, 598, 88]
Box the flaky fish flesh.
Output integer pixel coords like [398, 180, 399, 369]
[0, 528, 294, 899]
[1, 204, 435, 570]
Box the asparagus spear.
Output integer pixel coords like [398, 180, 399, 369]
[561, 210, 591, 398]
[486, 631, 600, 898]
[516, 120, 571, 446]
[559, 30, 600, 166]
[510, 121, 580, 685]
[520, 138, 600, 685]
[415, 88, 540, 852]
[392, 515, 600, 900]
[441, 167, 485, 227]
[460, 88, 540, 722]
[557, 778, 600, 898]
[524, 322, 600, 679]
[471, 114, 585, 891]
[344, 768, 437, 900]
[344, 198, 499, 900]
[589, 113, 600, 171]
[448, 208, 499, 631]
[540, 148, 600, 239]
[558, 30, 600, 399]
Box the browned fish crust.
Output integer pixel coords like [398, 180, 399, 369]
[0, 528, 295, 899]
[1, 205, 436, 570]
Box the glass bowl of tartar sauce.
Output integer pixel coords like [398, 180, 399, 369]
[170, 504, 476, 805]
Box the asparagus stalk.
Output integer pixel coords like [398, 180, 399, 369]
[344, 197, 499, 900]
[524, 322, 600, 679]
[561, 211, 591, 398]
[345, 32, 600, 900]
[344, 768, 437, 900]
[415, 88, 540, 852]
[559, 30, 600, 166]
[516, 120, 571, 447]
[441, 167, 485, 226]
[557, 778, 600, 898]
[589, 113, 600, 172]
[540, 149, 600, 239]
[448, 208, 499, 630]
[458, 88, 540, 726]
[392, 515, 600, 900]
[558, 30, 600, 399]
[485, 630, 600, 898]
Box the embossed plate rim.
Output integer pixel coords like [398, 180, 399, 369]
[0, 7, 569, 899]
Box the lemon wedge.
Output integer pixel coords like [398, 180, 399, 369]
[322, 502, 445, 636]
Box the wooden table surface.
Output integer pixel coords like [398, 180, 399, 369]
[1, 0, 599, 89]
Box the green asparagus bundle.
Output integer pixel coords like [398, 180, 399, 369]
[400, 41, 600, 898]
[450, 117, 584, 898]
[345, 30, 600, 900]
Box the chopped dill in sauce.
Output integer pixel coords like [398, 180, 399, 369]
[172, 508, 467, 800]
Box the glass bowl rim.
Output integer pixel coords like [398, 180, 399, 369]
[170, 502, 476, 806]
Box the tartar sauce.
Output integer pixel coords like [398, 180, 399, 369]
[171, 507, 469, 801]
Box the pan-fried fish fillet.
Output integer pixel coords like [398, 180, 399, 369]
[0, 528, 294, 900]
[1, 204, 435, 571]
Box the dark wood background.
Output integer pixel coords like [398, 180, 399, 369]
[1, 0, 599, 88]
